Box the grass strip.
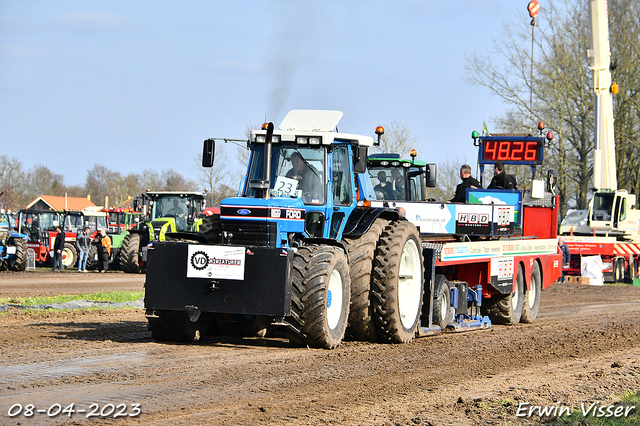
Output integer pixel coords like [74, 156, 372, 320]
[0, 291, 145, 306]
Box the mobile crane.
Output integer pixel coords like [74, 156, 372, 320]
[560, 0, 640, 283]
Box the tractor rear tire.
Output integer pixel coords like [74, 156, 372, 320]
[119, 233, 142, 273]
[7, 237, 28, 271]
[483, 263, 524, 325]
[147, 309, 203, 343]
[342, 218, 388, 342]
[521, 262, 542, 323]
[432, 274, 455, 329]
[62, 243, 77, 269]
[289, 245, 350, 349]
[200, 214, 222, 244]
[372, 220, 424, 344]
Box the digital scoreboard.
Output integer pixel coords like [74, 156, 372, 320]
[477, 136, 544, 166]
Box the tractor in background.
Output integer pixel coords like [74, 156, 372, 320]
[16, 209, 71, 268]
[0, 203, 28, 272]
[118, 191, 206, 273]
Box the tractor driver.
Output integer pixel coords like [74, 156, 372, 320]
[167, 199, 187, 230]
[286, 152, 321, 199]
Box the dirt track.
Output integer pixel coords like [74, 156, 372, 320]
[1, 272, 640, 425]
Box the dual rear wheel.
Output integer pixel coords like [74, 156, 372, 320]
[482, 262, 542, 325]
[289, 245, 351, 349]
[288, 220, 424, 348]
[371, 221, 424, 343]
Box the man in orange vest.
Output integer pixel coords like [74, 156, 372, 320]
[95, 229, 112, 273]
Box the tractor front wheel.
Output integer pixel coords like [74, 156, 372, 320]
[62, 243, 77, 269]
[7, 237, 28, 271]
[86, 245, 98, 270]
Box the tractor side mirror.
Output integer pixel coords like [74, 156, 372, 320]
[425, 163, 437, 188]
[202, 139, 215, 168]
[353, 146, 368, 174]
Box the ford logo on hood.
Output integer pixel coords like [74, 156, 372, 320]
[237, 209, 251, 215]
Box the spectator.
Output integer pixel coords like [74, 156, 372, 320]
[450, 164, 481, 202]
[558, 237, 571, 282]
[76, 226, 91, 272]
[488, 160, 517, 190]
[52, 226, 65, 272]
[95, 229, 111, 273]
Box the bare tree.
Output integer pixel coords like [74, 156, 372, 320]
[85, 165, 122, 206]
[26, 164, 65, 199]
[162, 169, 197, 192]
[0, 155, 27, 209]
[140, 169, 163, 192]
[192, 144, 236, 207]
[610, 0, 640, 202]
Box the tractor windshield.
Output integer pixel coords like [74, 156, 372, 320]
[246, 144, 326, 205]
[368, 166, 407, 201]
[108, 212, 123, 232]
[83, 215, 107, 233]
[64, 213, 83, 232]
[18, 211, 59, 241]
[153, 196, 190, 231]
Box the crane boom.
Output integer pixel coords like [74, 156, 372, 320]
[588, 0, 617, 192]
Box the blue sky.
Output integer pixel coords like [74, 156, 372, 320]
[1, 1, 529, 187]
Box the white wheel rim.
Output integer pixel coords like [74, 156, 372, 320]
[398, 238, 422, 329]
[326, 269, 343, 330]
[512, 276, 521, 309]
[527, 276, 537, 309]
[62, 248, 74, 268]
[439, 287, 448, 316]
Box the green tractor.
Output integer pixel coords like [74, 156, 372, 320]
[85, 208, 143, 270]
[367, 152, 436, 202]
[118, 191, 206, 273]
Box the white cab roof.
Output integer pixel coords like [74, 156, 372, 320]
[251, 110, 374, 147]
[279, 110, 343, 132]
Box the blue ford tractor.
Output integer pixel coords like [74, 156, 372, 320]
[0, 204, 29, 272]
[144, 110, 425, 349]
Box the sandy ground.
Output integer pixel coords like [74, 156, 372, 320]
[1, 271, 640, 425]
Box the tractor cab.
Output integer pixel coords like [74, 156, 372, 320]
[142, 191, 205, 235]
[105, 208, 142, 234]
[17, 209, 61, 243]
[208, 110, 376, 247]
[367, 151, 436, 202]
[118, 191, 206, 273]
